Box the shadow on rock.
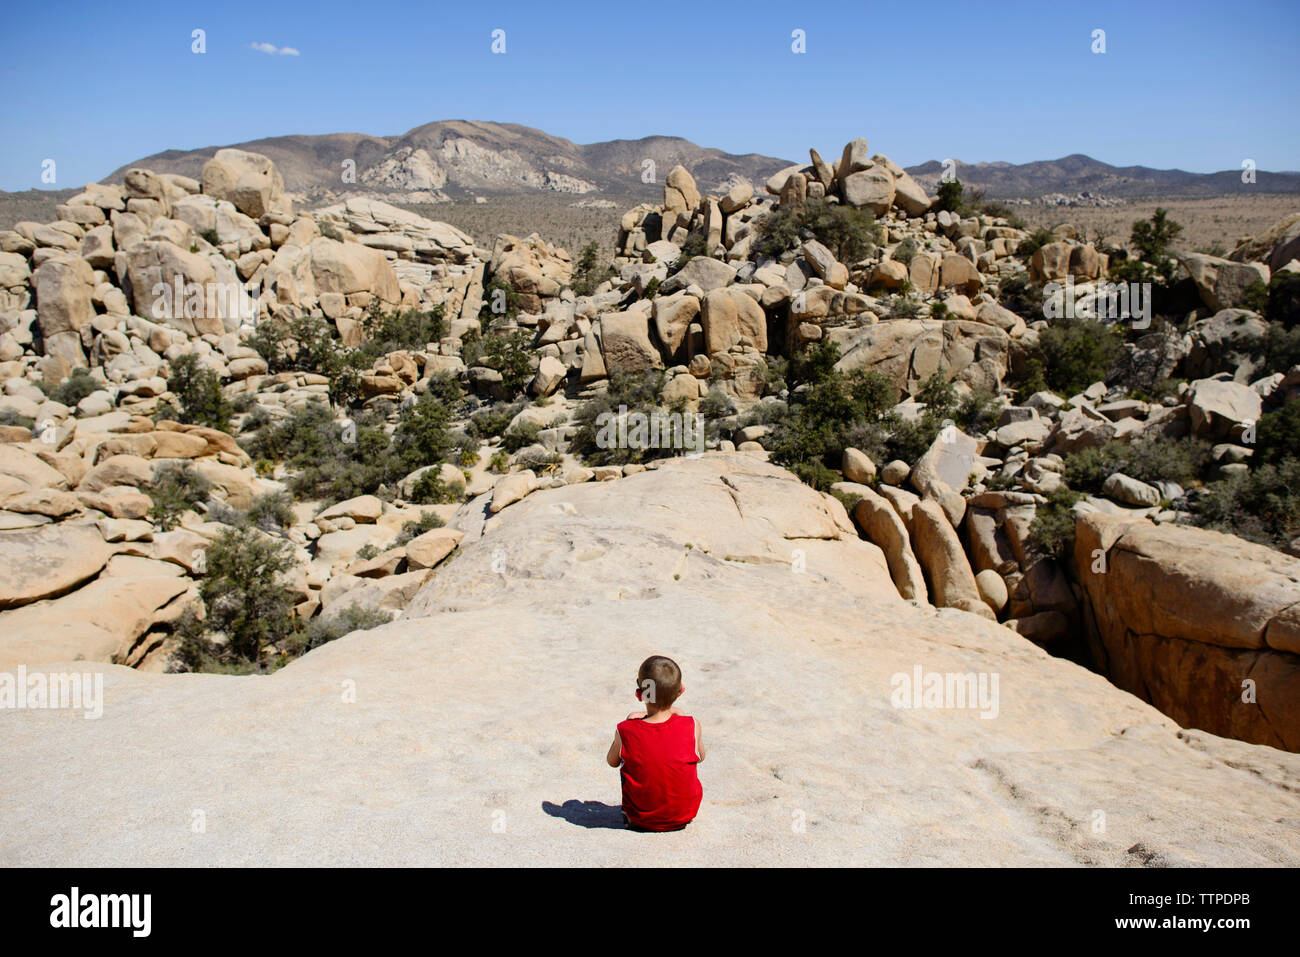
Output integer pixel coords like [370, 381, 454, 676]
[542, 799, 626, 829]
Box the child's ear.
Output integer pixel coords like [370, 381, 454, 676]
[634, 688, 643, 700]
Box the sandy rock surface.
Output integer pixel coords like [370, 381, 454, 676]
[3, 453, 1298, 866]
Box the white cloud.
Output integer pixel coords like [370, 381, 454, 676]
[249, 42, 300, 56]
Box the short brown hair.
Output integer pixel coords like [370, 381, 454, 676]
[637, 655, 682, 708]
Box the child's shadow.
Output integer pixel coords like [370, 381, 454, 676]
[542, 800, 626, 830]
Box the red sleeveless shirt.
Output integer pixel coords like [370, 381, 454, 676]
[617, 713, 703, 831]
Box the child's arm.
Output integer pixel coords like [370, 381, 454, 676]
[695, 717, 706, 762]
[605, 728, 622, 768]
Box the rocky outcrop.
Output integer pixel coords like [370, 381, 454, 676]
[3, 453, 1297, 866]
[1075, 513, 1300, 751]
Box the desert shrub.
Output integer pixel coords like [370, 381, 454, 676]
[240, 396, 453, 505]
[886, 295, 922, 320]
[956, 386, 1001, 435]
[0, 409, 34, 430]
[1191, 458, 1300, 548]
[453, 432, 480, 466]
[1263, 273, 1300, 329]
[424, 371, 466, 408]
[167, 353, 232, 430]
[766, 340, 899, 488]
[754, 199, 876, 263]
[571, 241, 615, 296]
[149, 463, 213, 530]
[801, 201, 878, 263]
[571, 368, 673, 466]
[1062, 438, 1212, 494]
[1253, 323, 1300, 376]
[1015, 228, 1056, 259]
[1130, 207, 1183, 264]
[359, 304, 445, 359]
[997, 272, 1040, 320]
[296, 604, 394, 654]
[408, 469, 458, 505]
[674, 233, 710, 264]
[38, 367, 100, 407]
[892, 239, 918, 266]
[699, 388, 737, 420]
[503, 420, 542, 452]
[872, 373, 989, 466]
[354, 544, 380, 562]
[1033, 315, 1125, 396]
[176, 526, 298, 669]
[468, 400, 524, 440]
[246, 318, 293, 373]
[478, 279, 520, 324]
[242, 490, 295, 532]
[1027, 486, 1082, 560]
[831, 488, 863, 513]
[1257, 399, 1300, 466]
[473, 329, 535, 398]
[394, 511, 446, 547]
[934, 179, 964, 214]
[390, 393, 455, 474]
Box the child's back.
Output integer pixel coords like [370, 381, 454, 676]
[617, 711, 702, 831]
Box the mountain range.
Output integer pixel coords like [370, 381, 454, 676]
[100, 120, 1299, 203]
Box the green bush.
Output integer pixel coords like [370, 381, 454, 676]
[0, 409, 34, 430]
[149, 463, 213, 530]
[892, 240, 918, 266]
[1191, 458, 1300, 548]
[166, 353, 232, 431]
[390, 393, 455, 474]
[503, 420, 542, 452]
[38, 367, 100, 407]
[570, 241, 615, 296]
[240, 395, 455, 505]
[1034, 315, 1125, 396]
[1256, 399, 1300, 466]
[1027, 486, 1082, 560]
[479, 279, 520, 323]
[934, 180, 964, 214]
[766, 340, 900, 489]
[1016, 228, 1056, 259]
[242, 490, 295, 532]
[1061, 438, 1211, 494]
[754, 198, 877, 263]
[1254, 323, 1300, 376]
[409, 469, 459, 505]
[296, 604, 394, 655]
[571, 369, 673, 466]
[1130, 207, 1183, 264]
[394, 511, 446, 546]
[475, 329, 535, 398]
[469, 400, 524, 440]
[175, 526, 298, 670]
[1264, 273, 1300, 329]
[361, 304, 445, 358]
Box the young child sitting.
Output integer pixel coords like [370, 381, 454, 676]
[605, 655, 704, 832]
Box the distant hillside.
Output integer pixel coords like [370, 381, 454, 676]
[6, 129, 1298, 234]
[102, 120, 796, 206]
[905, 153, 1300, 199]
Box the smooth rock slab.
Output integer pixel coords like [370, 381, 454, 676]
[2, 454, 1298, 866]
[0, 523, 111, 609]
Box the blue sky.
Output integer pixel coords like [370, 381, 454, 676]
[1, 0, 1296, 190]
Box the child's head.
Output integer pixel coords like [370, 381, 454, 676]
[636, 655, 683, 711]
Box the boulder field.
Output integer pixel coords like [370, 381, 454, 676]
[2, 454, 1296, 866]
